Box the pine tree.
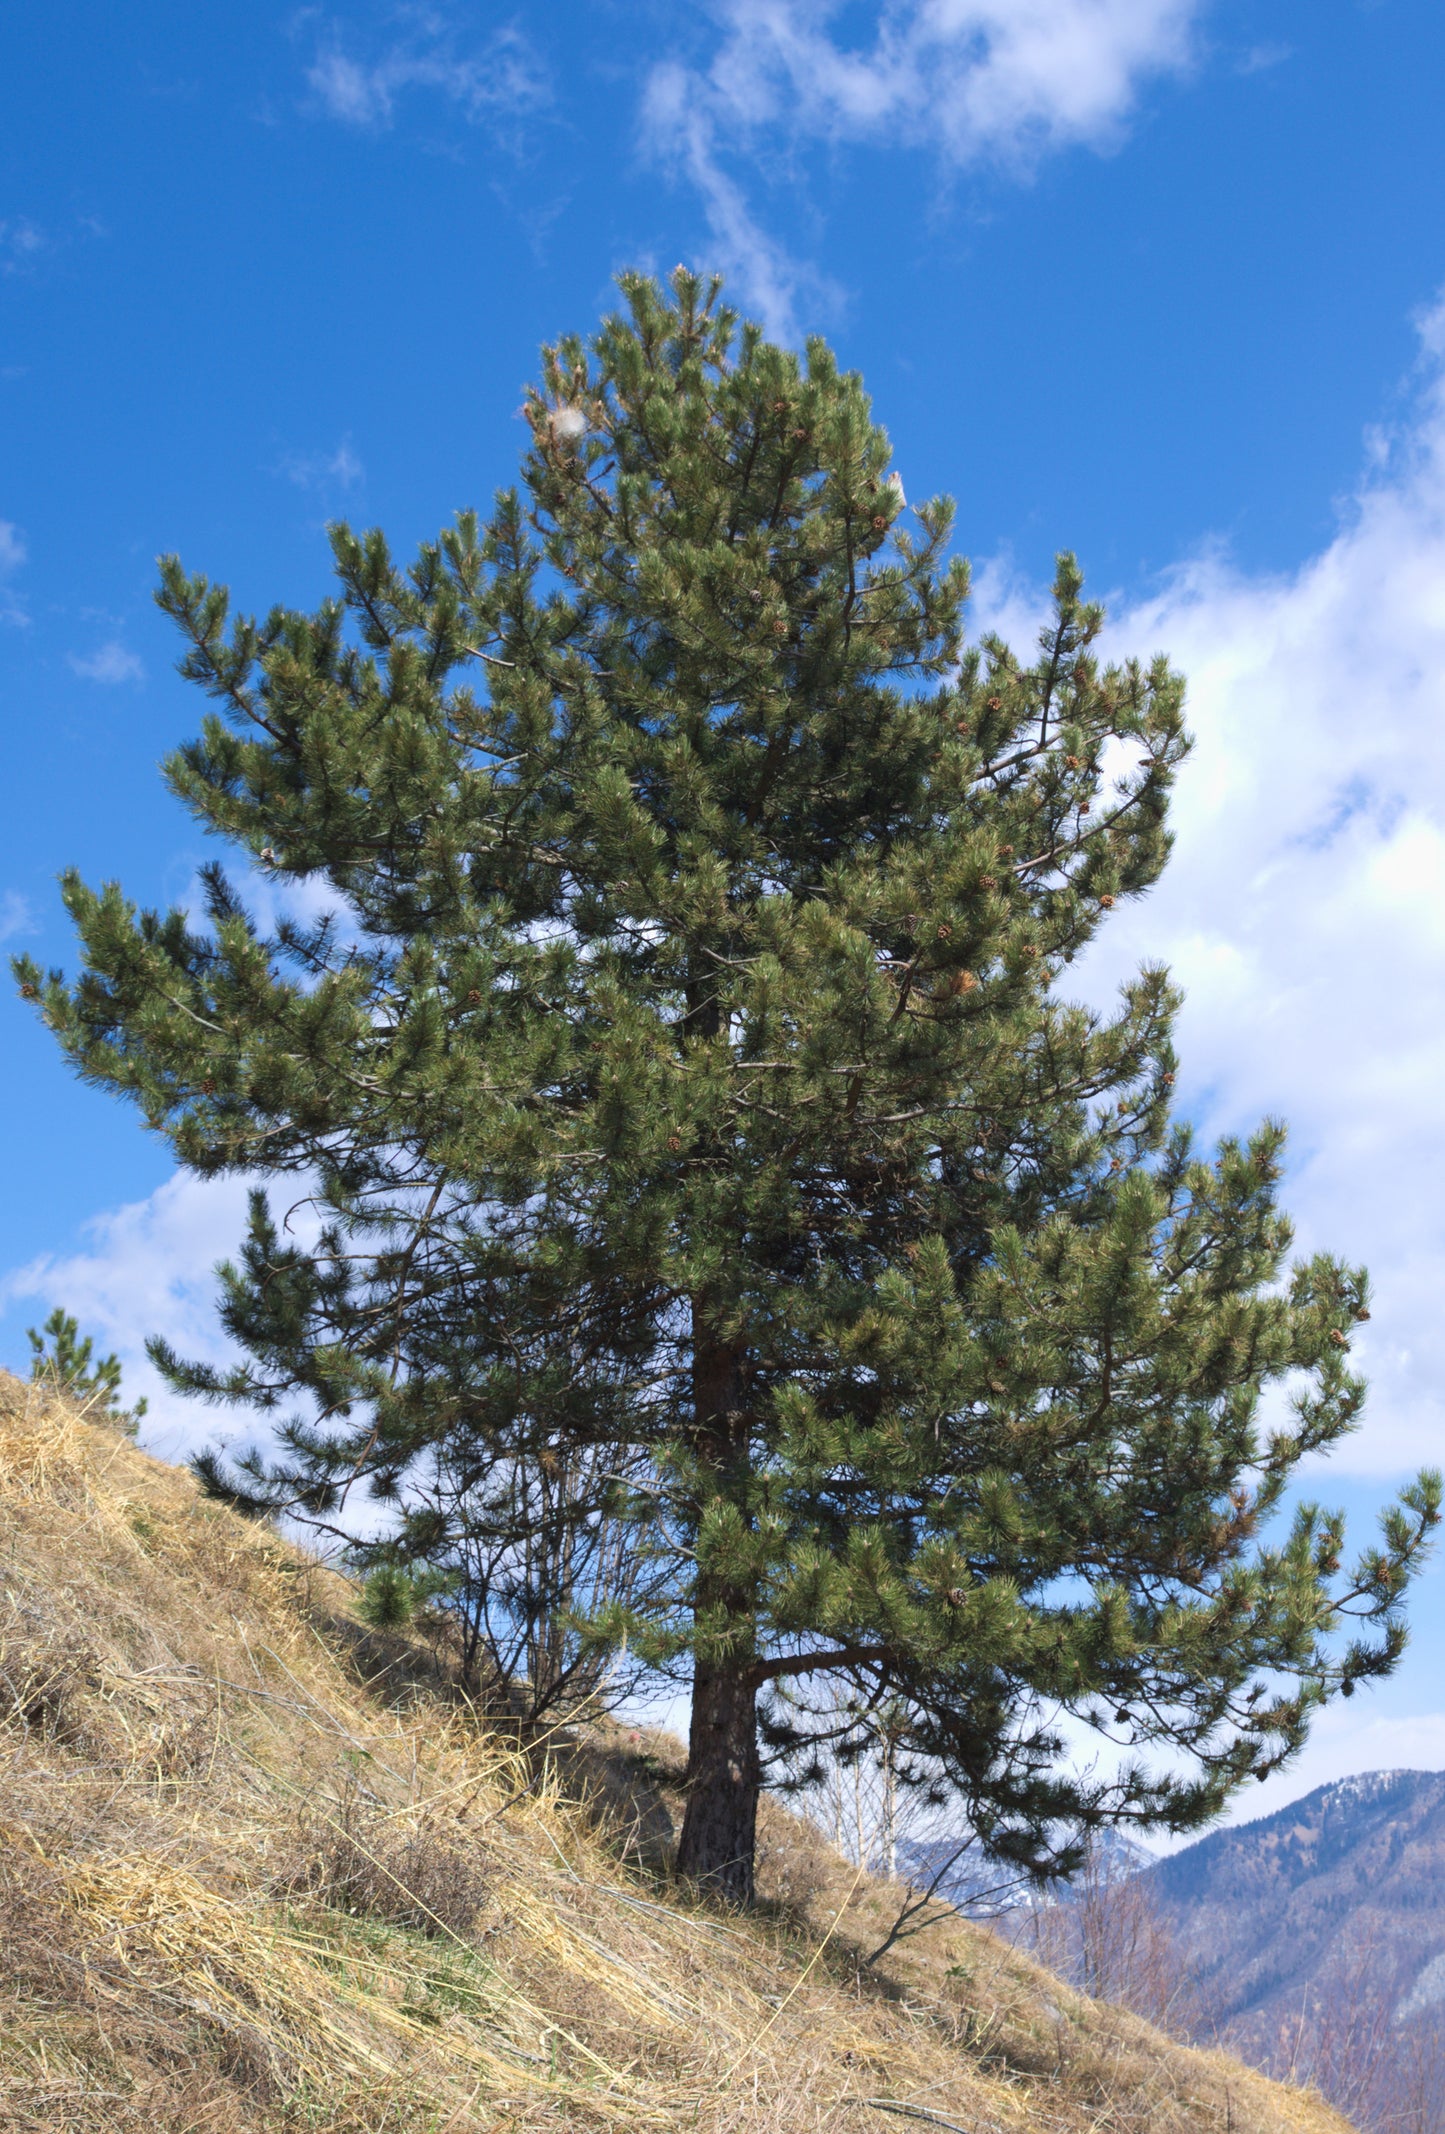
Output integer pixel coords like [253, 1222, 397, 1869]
[26, 1306, 147, 1435]
[17, 271, 1437, 1904]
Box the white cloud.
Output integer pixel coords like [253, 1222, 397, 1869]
[279, 436, 365, 492]
[304, 12, 548, 131]
[1141, 1706, 1445, 1847]
[641, 0, 1203, 331]
[1278, 1707, 1445, 1808]
[2, 1171, 263, 1465]
[68, 640, 144, 685]
[698, 0, 1200, 164]
[0, 890, 35, 943]
[1004, 289, 1445, 1480]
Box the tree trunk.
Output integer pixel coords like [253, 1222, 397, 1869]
[676, 1655, 761, 1904]
[675, 1316, 760, 1904]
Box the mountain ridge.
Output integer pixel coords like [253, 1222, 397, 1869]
[1145, 1764, 1445, 2047]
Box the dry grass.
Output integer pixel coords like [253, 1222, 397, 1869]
[0, 1372, 1357, 2134]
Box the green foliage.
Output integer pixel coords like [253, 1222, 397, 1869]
[16, 270, 1438, 1895]
[357, 1562, 454, 1629]
[27, 1306, 147, 1437]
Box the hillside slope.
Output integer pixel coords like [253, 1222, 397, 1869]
[1147, 1770, 1445, 2059]
[0, 1373, 1352, 2134]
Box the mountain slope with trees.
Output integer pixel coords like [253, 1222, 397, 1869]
[1151, 1771, 1445, 2076]
[1018, 1770, 1445, 2131]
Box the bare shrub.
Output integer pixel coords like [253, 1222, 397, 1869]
[274, 1784, 491, 1939]
[1257, 1921, 1445, 2134]
[771, 1683, 1027, 1961]
[565, 1720, 682, 1874]
[1016, 1838, 1198, 2036]
[0, 1589, 107, 1754]
[754, 1796, 834, 1918]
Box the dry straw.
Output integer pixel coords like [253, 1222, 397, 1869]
[0, 1374, 1353, 2134]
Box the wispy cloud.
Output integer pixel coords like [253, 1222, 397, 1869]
[0, 890, 35, 943]
[302, 9, 549, 131]
[0, 216, 44, 273]
[641, 62, 836, 344]
[1236, 41, 1291, 75]
[0, 518, 27, 626]
[68, 640, 145, 685]
[278, 436, 365, 493]
[641, 0, 1205, 332]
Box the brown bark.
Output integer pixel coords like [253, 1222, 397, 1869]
[675, 1319, 762, 1904]
[676, 1655, 761, 1903]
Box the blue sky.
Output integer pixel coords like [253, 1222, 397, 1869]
[4, 0, 1445, 1822]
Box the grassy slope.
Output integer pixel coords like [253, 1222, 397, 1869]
[0, 1373, 1352, 2134]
